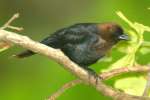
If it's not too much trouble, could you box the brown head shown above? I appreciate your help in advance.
[97,23,129,44]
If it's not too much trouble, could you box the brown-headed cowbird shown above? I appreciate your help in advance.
[15,23,129,74]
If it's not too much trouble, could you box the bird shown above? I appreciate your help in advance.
[15,23,129,76]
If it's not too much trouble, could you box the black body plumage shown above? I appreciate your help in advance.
[15,23,129,69]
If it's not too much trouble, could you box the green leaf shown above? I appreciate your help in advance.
[142,41,150,48]
[139,47,150,55]
[115,76,146,96]
[109,54,135,70]
[105,11,150,96]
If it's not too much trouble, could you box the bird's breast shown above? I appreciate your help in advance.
[61,42,104,66]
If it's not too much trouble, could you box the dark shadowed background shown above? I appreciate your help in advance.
[0,0,150,100]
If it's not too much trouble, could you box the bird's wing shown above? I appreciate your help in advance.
[41,28,93,48]
[40,28,66,48]
[62,31,88,44]
[41,23,98,48]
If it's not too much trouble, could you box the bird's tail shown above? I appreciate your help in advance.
[13,50,35,58]
[13,32,61,59]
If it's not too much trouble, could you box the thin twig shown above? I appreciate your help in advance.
[0,41,12,52]
[48,80,82,100]
[48,66,150,100]
[0,13,23,31]
[7,25,24,31]
[143,65,150,96]
[100,66,150,80]
[0,41,12,48]
[143,72,150,96]
[0,13,19,30]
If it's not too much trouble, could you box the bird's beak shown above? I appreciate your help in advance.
[118,34,129,41]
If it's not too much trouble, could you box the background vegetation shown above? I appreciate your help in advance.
[0,0,150,100]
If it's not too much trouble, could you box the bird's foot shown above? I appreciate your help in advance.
[84,68,101,85]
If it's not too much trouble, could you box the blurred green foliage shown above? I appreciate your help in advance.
[0,0,150,100]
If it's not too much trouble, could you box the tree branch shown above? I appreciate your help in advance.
[0,29,149,100]
[48,79,82,100]
[0,13,23,52]
[49,66,150,100]
[0,14,150,100]
[100,66,150,80]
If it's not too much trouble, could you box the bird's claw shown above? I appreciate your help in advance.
[85,68,101,85]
